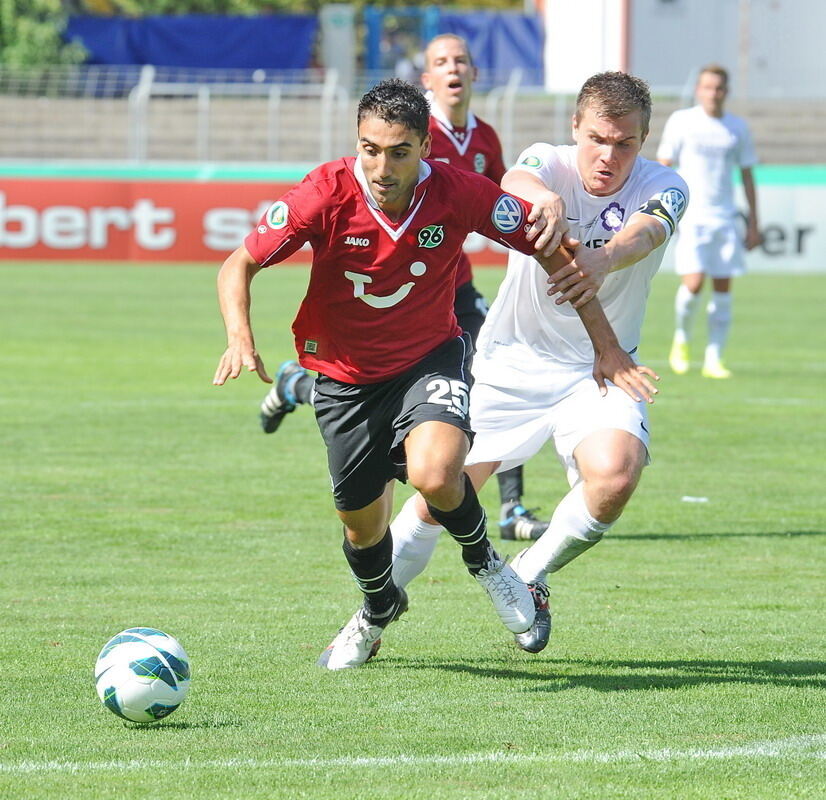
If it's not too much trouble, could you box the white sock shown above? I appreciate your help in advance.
[705,291,732,364]
[674,283,701,344]
[391,495,442,588]
[513,482,613,584]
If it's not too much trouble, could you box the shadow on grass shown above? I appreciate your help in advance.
[125,716,243,732]
[404,658,826,692]
[612,529,825,541]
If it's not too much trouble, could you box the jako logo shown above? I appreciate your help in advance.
[345,236,370,246]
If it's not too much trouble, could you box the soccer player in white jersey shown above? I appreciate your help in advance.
[658,64,760,379]
[385,71,688,654]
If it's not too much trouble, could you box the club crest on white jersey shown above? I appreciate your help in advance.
[600,202,625,232]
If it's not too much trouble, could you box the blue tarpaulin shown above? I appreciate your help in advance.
[439,12,543,85]
[65,15,317,70]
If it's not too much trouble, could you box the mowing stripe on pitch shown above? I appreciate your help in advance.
[1,734,824,774]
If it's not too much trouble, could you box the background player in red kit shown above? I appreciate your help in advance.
[421,33,548,541]
[213,79,646,670]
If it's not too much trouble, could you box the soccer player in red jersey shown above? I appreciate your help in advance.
[213,79,649,670]
[422,33,548,541]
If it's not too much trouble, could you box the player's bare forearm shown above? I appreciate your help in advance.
[501,168,550,203]
[213,247,272,385]
[741,168,761,250]
[602,215,666,272]
[547,216,666,308]
[741,168,759,225]
[575,295,618,355]
[576,297,660,404]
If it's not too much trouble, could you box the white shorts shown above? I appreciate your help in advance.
[674,219,745,278]
[465,360,651,488]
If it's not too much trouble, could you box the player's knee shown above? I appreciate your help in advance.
[407,458,463,506]
[601,470,638,507]
[584,462,641,518]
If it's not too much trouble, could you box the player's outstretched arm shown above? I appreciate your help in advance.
[547,215,667,308]
[535,250,658,402]
[213,246,272,386]
[575,297,660,404]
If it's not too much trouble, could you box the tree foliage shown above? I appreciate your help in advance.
[0,0,86,66]
[0,1,527,67]
[78,1,524,14]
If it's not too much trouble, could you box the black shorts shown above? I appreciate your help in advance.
[454,280,488,346]
[313,333,475,512]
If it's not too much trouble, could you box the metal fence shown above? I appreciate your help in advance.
[0,64,552,164]
[1,65,823,165]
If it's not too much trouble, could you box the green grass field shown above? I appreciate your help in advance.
[1,262,824,799]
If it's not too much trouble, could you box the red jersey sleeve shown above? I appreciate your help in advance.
[244,172,327,267]
[457,171,536,256]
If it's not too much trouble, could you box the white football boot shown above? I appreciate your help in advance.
[510,548,552,653]
[473,546,535,633]
[317,588,408,671]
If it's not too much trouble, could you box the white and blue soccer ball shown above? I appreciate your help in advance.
[94,627,191,723]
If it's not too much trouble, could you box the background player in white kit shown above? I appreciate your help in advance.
[385,71,688,655]
[658,64,760,379]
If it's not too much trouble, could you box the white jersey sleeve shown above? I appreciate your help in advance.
[656,110,683,164]
[509,142,577,195]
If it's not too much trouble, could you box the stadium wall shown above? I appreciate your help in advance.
[0,163,823,271]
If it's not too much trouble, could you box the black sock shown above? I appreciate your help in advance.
[497,465,524,506]
[342,529,398,624]
[294,373,314,405]
[426,474,492,573]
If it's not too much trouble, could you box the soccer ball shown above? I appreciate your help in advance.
[94,627,191,723]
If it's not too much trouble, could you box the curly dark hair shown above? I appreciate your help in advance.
[357,78,430,142]
[575,71,652,137]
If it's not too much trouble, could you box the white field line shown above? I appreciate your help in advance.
[1,734,824,775]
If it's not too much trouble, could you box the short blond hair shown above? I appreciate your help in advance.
[698,64,729,87]
[424,34,474,69]
[575,71,652,137]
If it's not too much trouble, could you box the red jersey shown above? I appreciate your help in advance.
[244,157,537,384]
[427,106,507,286]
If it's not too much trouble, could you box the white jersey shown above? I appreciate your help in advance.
[475,144,688,371]
[656,105,757,223]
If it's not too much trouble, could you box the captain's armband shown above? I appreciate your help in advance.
[635,187,688,237]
